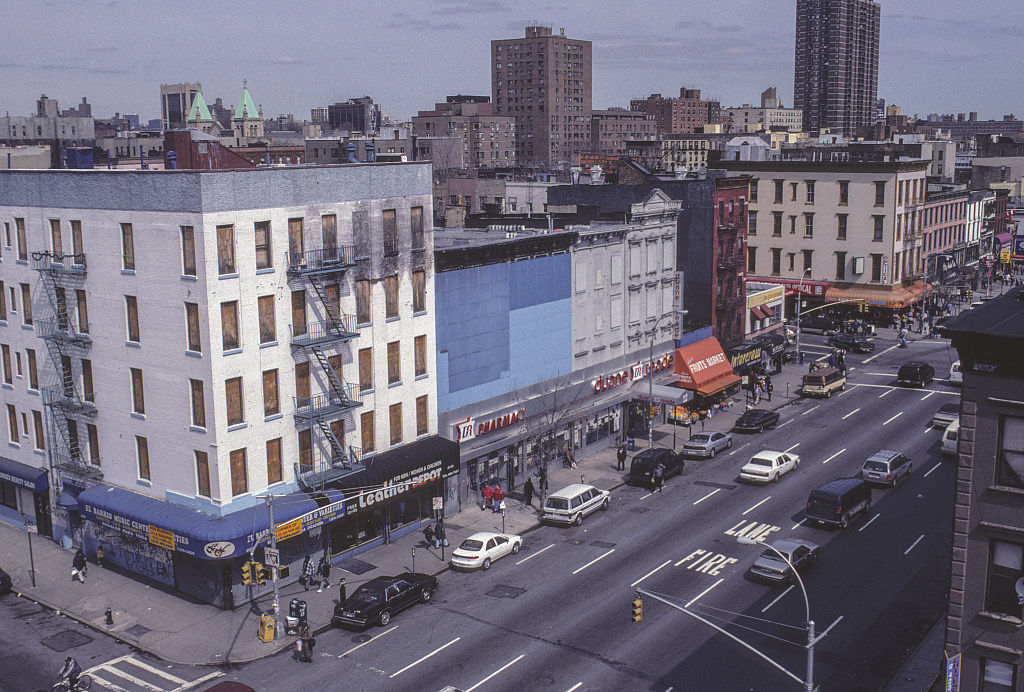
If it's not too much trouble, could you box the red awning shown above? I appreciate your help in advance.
[762,304,775,317]
[675,337,737,391]
[750,307,766,320]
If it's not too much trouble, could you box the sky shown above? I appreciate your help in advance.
[2,0,1022,125]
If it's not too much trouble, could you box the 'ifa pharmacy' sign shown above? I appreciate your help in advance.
[454,409,526,443]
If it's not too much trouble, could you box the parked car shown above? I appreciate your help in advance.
[897,361,935,387]
[941,420,959,456]
[799,316,840,335]
[948,360,962,385]
[931,402,959,428]
[681,431,734,459]
[860,449,912,487]
[333,573,438,628]
[450,532,522,571]
[828,333,875,353]
[733,408,781,433]
[629,448,683,485]
[747,539,820,585]
[542,484,610,526]
[739,450,800,484]
[0,566,11,594]
[805,478,871,529]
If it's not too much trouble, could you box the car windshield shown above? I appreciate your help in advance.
[459,539,484,551]
[546,497,568,511]
[749,457,773,467]
[864,460,887,472]
[938,404,958,414]
[691,434,711,443]
[349,586,382,607]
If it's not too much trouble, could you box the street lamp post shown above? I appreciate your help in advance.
[795,268,812,365]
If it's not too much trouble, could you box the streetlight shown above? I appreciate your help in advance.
[638,311,686,450]
[795,268,812,366]
[737,536,815,692]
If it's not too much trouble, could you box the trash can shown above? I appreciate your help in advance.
[258,614,275,642]
[286,598,307,635]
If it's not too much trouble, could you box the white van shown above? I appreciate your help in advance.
[941,420,959,456]
[542,484,610,526]
[949,360,962,385]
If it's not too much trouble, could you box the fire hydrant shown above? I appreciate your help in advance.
[105,608,114,625]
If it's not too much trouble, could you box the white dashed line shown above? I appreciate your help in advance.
[572,549,615,575]
[858,513,880,532]
[631,560,673,588]
[785,443,800,453]
[761,584,795,613]
[879,388,894,397]
[883,412,903,425]
[905,535,925,555]
[791,518,806,530]
[921,391,936,400]
[685,578,724,608]
[822,448,846,464]
[743,496,772,515]
[693,488,721,505]
[842,408,860,420]
[924,462,942,478]
[337,626,399,658]
[515,543,555,565]
[465,654,525,692]
[390,637,461,678]
[802,405,820,416]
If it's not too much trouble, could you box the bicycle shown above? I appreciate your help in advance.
[52,674,92,691]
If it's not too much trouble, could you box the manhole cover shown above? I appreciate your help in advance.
[337,558,376,575]
[485,584,526,599]
[41,629,92,652]
[352,633,372,643]
[630,506,651,514]
[534,675,555,686]
[124,624,151,637]
[565,538,586,545]
[590,541,615,549]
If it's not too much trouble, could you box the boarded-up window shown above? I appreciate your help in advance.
[416,395,428,436]
[87,423,100,465]
[190,379,205,428]
[55,287,68,328]
[217,225,236,274]
[387,341,401,384]
[181,226,196,276]
[186,302,201,352]
[68,419,80,459]
[50,219,63,257]
[412,270,426,313]
[355,280,371,324]
[291,290,306,337]
[76,289,88,333]
[1,345,10,384]
[358,348,373,391]
[263,369,279,416]
[225,377,244,426]
[27,349,38,390]
[410,207,424,250]
[130,368,145,414]
[414,335,427,377]
[298,428,312,472]
[21,284,32,325]
[81,358,92,402]
[389,403,402,446]
[125,295,139,341]
[325,283,340,321]
[61,355,73,396]
[230,448,248,496]
[258,295,276,343]
[382,209,398,255]
[266,438,282,484]
[71,220,83,258]
[136,435,150,480]
[195,451,211,497]
[353,210,370,258]
[0,281,5,320]
[329,420,345,457]
[384,275,398,318]
[121,223,135,270]
[322,214,337,261]
[16,218,27,260]
[33,410,45,450]
[361,411,375,452]
[295,361,310,403]
[7,404,17,442]
[288,218,304,264]
[327,354,342,386]
[254,221,272,270]
[221,301,239,351]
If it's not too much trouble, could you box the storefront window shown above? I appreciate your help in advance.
[0,479,17,510]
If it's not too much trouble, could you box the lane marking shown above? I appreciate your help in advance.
[338,625,398,658]
[693,488,721,505]
[822,448,846,465]
[905,535,925,555]
[95,667,166,692]
[81,675,132,692]
[924,462,942,478]
[631,560,673,587]
[640,492,654,501]
[389,636,461,678]
[801,405,820,416]
[180,672,225,690]
[784,443,800,453]
[761,584,795,613]
[778,419,793,428]
[923,426,934,434]
[566,685,584,692]
[858,513,880,532]
[842,408,860,420]
[921,391,936,400]
[791,518,806,530]
[879,388,894,398]
[121,657,188,683]
[685,578,724,607]
[572,548,615,575]
[742,497,772,515]
[465,654,525,692]
[883,412,903,425]
[515,543,555,565]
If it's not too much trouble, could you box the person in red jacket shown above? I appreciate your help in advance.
[481,484,493,511]
[491,485,505,513]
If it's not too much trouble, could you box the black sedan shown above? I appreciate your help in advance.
[333,572,437,628]
[828,333,875,353]
[733,408,780,433]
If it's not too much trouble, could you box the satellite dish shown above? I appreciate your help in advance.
[1016,577,1024,606]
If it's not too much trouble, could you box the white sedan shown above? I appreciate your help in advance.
[739,450,800,484]
[449,531,522,570]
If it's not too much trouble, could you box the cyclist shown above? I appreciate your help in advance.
[58,657,81,688]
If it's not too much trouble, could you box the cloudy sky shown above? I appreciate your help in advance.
[3,0,1021,124]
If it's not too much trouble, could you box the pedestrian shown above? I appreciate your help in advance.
[95,544,104,568]
[297,624,315,663]
[300,554,314,591]
[423,523,434,547]
[317,555,331,593]
[492,485,505,513]
[72,548,87,583]
[616,444,627,471]
[434,520,448,547]
[538,465,548,495]
[523,477,535,506]
[766,376,773,402]
[653,463,665,492]
[481,484,493,511]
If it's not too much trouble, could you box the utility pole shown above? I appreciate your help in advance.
[267,494,281,640]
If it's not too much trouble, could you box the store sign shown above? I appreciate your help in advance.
[454,409,526,442]
[593,353,674,393]
[203,541,236,559]
[730,344,763,369]
[346,457,456,513]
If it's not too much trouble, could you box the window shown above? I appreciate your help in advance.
[384,275,399,318]
[416,395,428,436]
[295,361,310,406]
[414,335,427,377]
[20,284,32,325]
[987,538,1024,614]
[412,270,426,313]
[382,209,398,256]
[773,179,783,204]
[76,290,88,333]
[217,225,236,275]
[221,301,239,351]
[835,252,846,280]
[27,349,38,390]
[136,436,150,480]
[981,658,1016,692]
[790,182,798,201]
[61,356,73,397]
[1,344,10,384]
[748,211,757,235]
[81,358,93,402]
[387,341,401,384]
[873,216,884,241]
[225,377,244,426]
[789,216,797,235]
[352,210,370,259]
[321,214,337,261]
[838,181,849,205]
[805,181,815,204]
[181,226,196,276]
[329,420,345,459]
[411,207,425,249]
[874,181,885,206]
[190,379,206,428]
[296,428,312,472]
[804,213,813,237]
[997,415,1024,489]
[230,448,248,496]
[195,451,211,497]
[749,180,758,202]
[125,295,139,342]
[33,410,45,450]
[16,218,27,261]
[747,246,757,273]
[258,295,276,344]
[0,281,5,320]
[355,280,371,324]
[772,212,782,236]
[291,290,306,337]
[6,404,17,442]
[288,218,304,265]
[359,348,373,391]
[67,419,80,460]
[130,368,145,414]
[771,248,781,275]
[121,223,135,270]
[55,287,69,329]
[837,214,848,240]
[185,302,201,353]
[389,403,402,446]
[50,219,63,257]
[871,254,883,282]
[361,411,375,453]
[87,423,99,464]
[254,221,272,270]
[324,283,340,321]
[266,438,282,485]
[263,369,279,416]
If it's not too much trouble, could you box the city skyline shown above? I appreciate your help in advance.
[2,0,1022,125]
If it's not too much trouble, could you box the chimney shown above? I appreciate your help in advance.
[346,141,357,163]
[366,140,376,163]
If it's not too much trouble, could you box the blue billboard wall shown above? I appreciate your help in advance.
[436,253,572,412]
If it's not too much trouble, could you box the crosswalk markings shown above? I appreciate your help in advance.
[84,654,223,692]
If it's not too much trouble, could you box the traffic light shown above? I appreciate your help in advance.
[631,596,643,623]
[253,562,267,585]
[965,288,973,301]
[241,561,253,586]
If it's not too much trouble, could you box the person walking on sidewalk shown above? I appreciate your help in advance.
[481,484,493,511]
[300,554,314,591]
[95,544,105,568]
[297,624,315,663]
[491,485,505,513]
[616,444,627,471]
[72,549,87,583]
[523,477,535,507]
[435,520,448,547]
[653,463,665,492]
[317,555,331,593]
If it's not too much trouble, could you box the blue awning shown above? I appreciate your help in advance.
[0,456,48,492]
[77,485,345,560]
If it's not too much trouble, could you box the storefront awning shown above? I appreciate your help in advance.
[906,281,934,299]
[750,307,766,320]
[675,337,740,394]
[757,331,787,355]
[824,285,917,309]
[630,380,693,406]
[695,372,742,397]
[0,456,48,492]
[762,304,775,317]
[996,232,1013,246]
[334,436,460,497]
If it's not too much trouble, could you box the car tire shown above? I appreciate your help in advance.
[710,447,716,458]
[512,542,521,555]
[573,513,583,526]
[826,390,831,398]
[772,473,779,483]
[758,424,764,433]
[839,515,849,529]
[601,498,609,511]
[482,558,491,570]
[840,383,845,391]
[727,439,733,449]
[421,587,433,603]
[379,610,392,626]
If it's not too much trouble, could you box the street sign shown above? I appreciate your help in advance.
[264,548,280,567]
[26,524,37,534]
[432,497,444,511]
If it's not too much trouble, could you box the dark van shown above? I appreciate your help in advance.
[629,448,683,486]
[897,361,935,387]
[805,478,871,529]
[799,317,840,335]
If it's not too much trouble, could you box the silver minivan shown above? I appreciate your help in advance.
[861,449,912,487]
[542,484,610,526]
[941,420,959,456]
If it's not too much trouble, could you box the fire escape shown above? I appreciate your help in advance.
[30,251,100,483]
[286,245,362,492]
[715,215,746,349]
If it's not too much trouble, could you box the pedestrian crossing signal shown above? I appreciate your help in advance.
[254,562,267,585]
[631,597,643,623]
[241,561,253,586]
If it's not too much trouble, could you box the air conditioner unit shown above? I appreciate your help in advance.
[853,256,865,275]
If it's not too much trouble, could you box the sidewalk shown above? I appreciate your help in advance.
[0,326,934,667]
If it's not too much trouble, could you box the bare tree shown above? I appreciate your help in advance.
[512,373,590,495]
